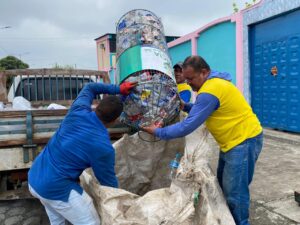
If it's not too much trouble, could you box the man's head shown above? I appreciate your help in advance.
[95,96,123,127]
[173,62,185,84]
[182,56,210,92]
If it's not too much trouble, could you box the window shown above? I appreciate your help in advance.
[15,76,93,101]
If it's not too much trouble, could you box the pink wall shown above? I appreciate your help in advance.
[231,13,244,93]
[167,1,264,92]
[167,16,233,58]
[167,15,244,91]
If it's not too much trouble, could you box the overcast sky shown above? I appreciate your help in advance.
[0,0,250,70]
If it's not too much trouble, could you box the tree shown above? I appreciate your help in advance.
[0,55,29,70]
[0,56,29,90]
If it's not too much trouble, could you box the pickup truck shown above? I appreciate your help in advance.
[0,68,130,200]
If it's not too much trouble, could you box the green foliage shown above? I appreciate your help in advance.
[245,2,252,8]
[52,63,76,70]
[233,0,257,12]
[233,3,239,13]
[0,56,29,90]
[0,55,29,70]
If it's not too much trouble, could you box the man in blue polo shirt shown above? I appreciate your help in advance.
[28,81,135,225]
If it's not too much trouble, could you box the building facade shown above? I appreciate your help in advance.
[167,0,300,133]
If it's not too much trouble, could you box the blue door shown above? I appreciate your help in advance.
[250,8,300,133]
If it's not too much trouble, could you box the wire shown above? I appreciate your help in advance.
[138,131,161,142]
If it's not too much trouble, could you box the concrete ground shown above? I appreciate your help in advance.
[207,128,300,225]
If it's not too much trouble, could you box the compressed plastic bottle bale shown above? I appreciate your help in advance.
[116,9,166,58]
[120,70,180,128]
[116,9,180,129]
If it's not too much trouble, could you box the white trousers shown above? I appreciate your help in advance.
[29,185,100,225]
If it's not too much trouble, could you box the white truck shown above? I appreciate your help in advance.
[0,68,130,200]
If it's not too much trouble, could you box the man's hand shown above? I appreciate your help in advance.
[120,82,138,95]
[141,122,162,135]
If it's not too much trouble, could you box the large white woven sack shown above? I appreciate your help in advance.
[80,125,235,225]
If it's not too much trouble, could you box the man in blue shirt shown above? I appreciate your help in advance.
[28,81,136,225]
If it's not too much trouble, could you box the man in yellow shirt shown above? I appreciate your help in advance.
[143,56,263,225]
[173,62,192,103]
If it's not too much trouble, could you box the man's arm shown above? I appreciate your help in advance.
[155,93,220,139]
[90,142,118,188]
[70,83,120,112]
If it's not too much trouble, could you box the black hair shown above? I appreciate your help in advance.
[95,95,123,123]
[182,56,210,72]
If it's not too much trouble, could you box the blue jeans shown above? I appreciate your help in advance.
[217,133,263,225]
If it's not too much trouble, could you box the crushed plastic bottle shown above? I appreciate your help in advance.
[169,153,182,180]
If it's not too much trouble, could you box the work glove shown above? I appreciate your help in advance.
[120,81,137,95]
